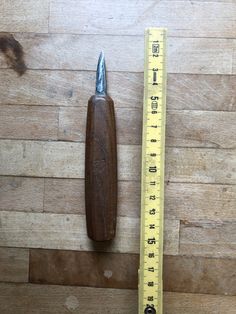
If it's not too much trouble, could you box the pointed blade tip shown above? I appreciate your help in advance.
[96,51,107,94]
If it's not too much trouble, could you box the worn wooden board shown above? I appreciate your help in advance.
[0,34,235,74]
[0,0,49,33]
[165,147,236,184]
[0,70,236,111]
[180,220,236,258]
[0,176,44,212]
[164,255,236,295]
[1,140,236,184]
[0,140,139,180]
[49,0,236,38]
[0,248,29,283]
[42,180,236,220]
[166,110,236,149]
[0,0,236,311]
[0,105,59,140]
[164,292,236,314]
[29,249,139,289]
[0,283,236,314]
[44,178,141,217]
[0,211,179,255]
[59,108,236,148]
[2,105,236,148]
[0,283,138,314]
[165,182,236,220]
[29,249,236,296]
[2,176,235,220]
[167,74,236,111]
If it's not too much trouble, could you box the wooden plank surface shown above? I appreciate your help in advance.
[59,107,236,148]
[49,0,236,38]
[29,249,139,289]
[164,292,236,314]
[29,249,236,295]
[166,110,236,149]
[0,140,140,180]
[0,70,236,111]
[0,0,49,33]
[0,0,236,311]
[2,105,236,148]
[165,182,236,220]
[165,147,236,184]
[0,105,59,140]
[0,176,44,212]
[1,140,236,184]
[180,220,236,258]
[0,283,138,314]
[1,209,235,258]
[164,255,236,295]
[0,248,29,283]
[0,211,179,255]
[0,34,235,74]
[167,74,236,111]
[2,176,235,220]
[59,108,236,147]
[0,283,236,314]
[42,180,236,220]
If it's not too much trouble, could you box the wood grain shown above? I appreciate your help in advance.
[2,176,235,221]
[44,180,236,220]
[49,0,236,38]
[0,140,140,180]
[165,147,236,184]
[0,211,179,255]
[0,105,59,140]
[29,249,139,289]
[0,283,138,314]
[43,178,85,214]
[0,176,44,212]
[1,140,236,184]
[44,178,141,217]
[164,255,236,295]
[165,182,236,220]
[164,292,236,314]
[166,110,236,149]
[0,283,236,314]
[0,248,29,283]
[29,249,236,295]
[0,0,49,33]
[0,70,235,111]
[59,106,142,145]
[85,95,117,241]
[2,105,236,148]
[0,70,142,108]
[0,0,235,311]
[180,220,236,258]
[60,107,236,147]
[167,74,236,111]
[0,34,234,74]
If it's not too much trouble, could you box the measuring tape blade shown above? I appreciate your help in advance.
[139,28,167,314]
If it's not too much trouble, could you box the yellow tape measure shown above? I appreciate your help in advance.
[139,28,167,314]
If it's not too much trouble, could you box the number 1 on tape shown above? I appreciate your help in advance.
[138,28,167,314]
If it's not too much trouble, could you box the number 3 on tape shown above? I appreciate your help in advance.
[138,28,167,314]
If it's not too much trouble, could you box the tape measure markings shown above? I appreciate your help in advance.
[139,28,167,314]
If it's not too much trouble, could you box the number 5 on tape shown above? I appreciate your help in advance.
[138,28,167,314]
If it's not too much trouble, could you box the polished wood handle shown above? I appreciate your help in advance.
[85,94,117,241]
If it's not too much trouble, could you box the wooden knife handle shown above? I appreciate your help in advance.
[85,94,117,241]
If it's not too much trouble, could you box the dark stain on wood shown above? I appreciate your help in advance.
[29,249,139,289]
[29,250,236,296]
[0,33,26,75]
